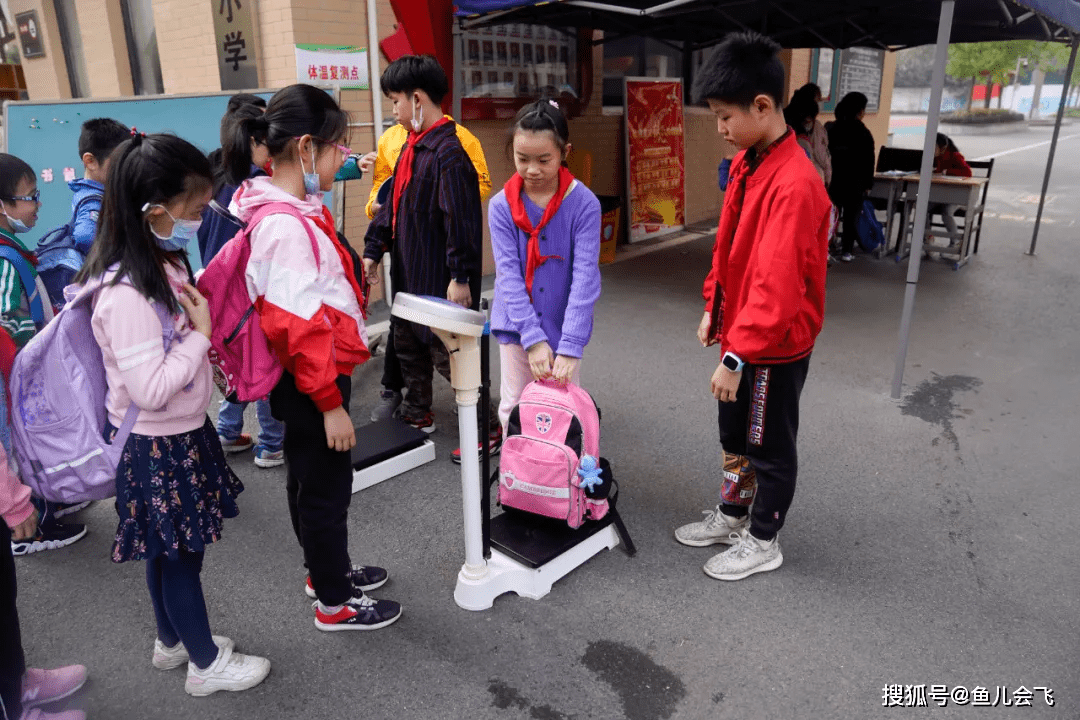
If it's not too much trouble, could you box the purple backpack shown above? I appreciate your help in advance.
[498,380,609,528]
[8,277,174,503]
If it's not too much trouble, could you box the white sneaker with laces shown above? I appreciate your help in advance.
[703,530,783,581]
[153,635,234,670]
[674,505,749,547]
[184,644,270,696]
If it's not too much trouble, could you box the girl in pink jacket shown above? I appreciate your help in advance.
[73,132,269,697]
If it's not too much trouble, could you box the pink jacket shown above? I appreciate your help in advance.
[91,262,213,436]
[0,443,32,529]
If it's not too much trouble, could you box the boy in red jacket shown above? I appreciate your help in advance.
[675,32,831,581]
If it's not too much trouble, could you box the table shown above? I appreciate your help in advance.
[870,173,989,269]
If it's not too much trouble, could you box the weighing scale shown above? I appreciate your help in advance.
[390,293,633,611]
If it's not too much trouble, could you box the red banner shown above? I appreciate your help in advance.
[625,79,685,242]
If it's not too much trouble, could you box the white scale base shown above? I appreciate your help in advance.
[453,524,622,611]
[351,440,436,493]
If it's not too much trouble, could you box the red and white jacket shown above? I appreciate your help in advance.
[231,177,369,412]
[703,133,831,365]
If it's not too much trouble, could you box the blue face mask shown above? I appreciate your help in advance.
[300,145,321,196]
[145,204,201,252]
[1,202,30,234]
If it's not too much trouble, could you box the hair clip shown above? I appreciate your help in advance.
[130,126,146,139]
[548,99,559,109]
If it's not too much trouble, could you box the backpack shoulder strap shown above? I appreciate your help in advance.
[0,245,45,327]
[71,192,101,221]
[244,202,321,266]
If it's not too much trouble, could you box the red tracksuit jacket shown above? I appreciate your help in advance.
[702,132,831,365]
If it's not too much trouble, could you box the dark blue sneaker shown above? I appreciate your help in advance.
[306,565,388,598]
[313,592,401,632]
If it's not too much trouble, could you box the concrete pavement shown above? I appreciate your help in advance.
[13,124,1079,719]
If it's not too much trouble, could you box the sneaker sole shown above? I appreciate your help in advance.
[674,533,742,548]
[12,526,89,556]
[20,674,88,710]
[314,610,401,632]
[304,575,388,599]
[222,445,254,454]
[703,551,784,581]
[52,501,92,518]
[185,664,271,697]
[253,457,285,469]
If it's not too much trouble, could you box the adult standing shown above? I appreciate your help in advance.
[825,92,875,262]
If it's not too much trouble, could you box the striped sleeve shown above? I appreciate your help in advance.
[0,259,36,347]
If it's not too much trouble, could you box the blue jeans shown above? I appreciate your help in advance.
[216,398,284,452]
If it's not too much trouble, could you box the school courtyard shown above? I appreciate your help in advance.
[14,122,1078,718]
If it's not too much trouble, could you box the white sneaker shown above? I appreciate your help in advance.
[184,645,270,696]
[703,530,783,581]
[674,505,749,547]
[152,635,234,670]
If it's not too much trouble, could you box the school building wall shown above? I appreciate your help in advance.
[5,5,892,293]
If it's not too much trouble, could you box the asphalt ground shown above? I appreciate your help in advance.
[14,121,1079,719]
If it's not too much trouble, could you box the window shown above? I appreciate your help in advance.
[52,0,89,97]
[121,0,164,95]
[603,37,684,107]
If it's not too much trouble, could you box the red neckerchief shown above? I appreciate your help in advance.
[392,116,452,234]
[504,166,575,300]
[309,206,367,319]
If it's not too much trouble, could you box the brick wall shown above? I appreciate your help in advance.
[152,0,220,93]
[77,0,133,97]
[8,0,72,99]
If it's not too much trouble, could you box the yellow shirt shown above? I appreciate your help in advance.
[365,116,491,219]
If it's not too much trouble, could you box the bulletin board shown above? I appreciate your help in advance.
[2,90,274,262]
[810,47,885,113]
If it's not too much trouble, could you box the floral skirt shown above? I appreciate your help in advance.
[107,417,244,563]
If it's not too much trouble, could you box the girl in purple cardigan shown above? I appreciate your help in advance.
[489,99,602,429]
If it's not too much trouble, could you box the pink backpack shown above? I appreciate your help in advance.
[196,202,319,403]
[498,380,609,528]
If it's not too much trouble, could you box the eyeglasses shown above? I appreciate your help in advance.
[4,192,40,204]
[294,137,352,164]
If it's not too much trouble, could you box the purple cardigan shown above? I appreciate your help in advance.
[489,181,601,358]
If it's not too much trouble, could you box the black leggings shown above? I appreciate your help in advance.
[0,523,24,720]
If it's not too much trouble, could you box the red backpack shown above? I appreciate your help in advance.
[196,202,319,403]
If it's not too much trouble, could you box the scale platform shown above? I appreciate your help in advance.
[351,419,435,493]
[489,509,620,568]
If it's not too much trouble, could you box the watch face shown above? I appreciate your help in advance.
[722,355,739,371]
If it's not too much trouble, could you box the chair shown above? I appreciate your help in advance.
[925,158,993,253]
[875,147,922,173]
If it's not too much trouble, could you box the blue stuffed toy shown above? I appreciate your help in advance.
[577,455,602,493]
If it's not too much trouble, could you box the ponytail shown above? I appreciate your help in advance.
[222,84,348,180]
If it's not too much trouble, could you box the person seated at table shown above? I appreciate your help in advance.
[927,133,972,248]
[825,92,875,262]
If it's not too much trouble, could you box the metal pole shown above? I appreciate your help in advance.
[452,20,463,122]
[1027,35,1079,256]
[890,0,955,400]
[366,0,383,143]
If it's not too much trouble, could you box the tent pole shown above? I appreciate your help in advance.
[890,0,955,400]
[452,20,463,121]
[1027,35,1079,256]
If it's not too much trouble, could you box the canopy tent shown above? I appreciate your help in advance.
[453,0,1079,397]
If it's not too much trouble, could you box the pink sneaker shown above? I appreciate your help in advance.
[19,709,86,720]
[21,665,87,710]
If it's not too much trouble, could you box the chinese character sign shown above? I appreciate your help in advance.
[211,0,258,90]
[295,45,369,90]
[625,79,686,242]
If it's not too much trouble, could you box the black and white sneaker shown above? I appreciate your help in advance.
[313,592,402,632]
[305,565,389,598]
[51,501,92,519]
[11,523,88,556]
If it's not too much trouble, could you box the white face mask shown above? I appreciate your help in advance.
[0,201,29,234]
[144,203,201,252]
[299,143,321,196]
[410,95,424,133]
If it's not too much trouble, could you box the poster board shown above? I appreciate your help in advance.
[624,78,685,243]
[3,91,274,266]
[812,47,885,113]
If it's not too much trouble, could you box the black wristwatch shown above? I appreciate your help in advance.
[721,351,745,373]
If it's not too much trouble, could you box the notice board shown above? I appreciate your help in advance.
[813,47,885,113]
[3,91,274,266]
[624,78,685,242]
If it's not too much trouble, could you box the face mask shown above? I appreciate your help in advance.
[299,144,321,196]
[0,202,29,234]
[410,96,424,133]
[145,204,201,252]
